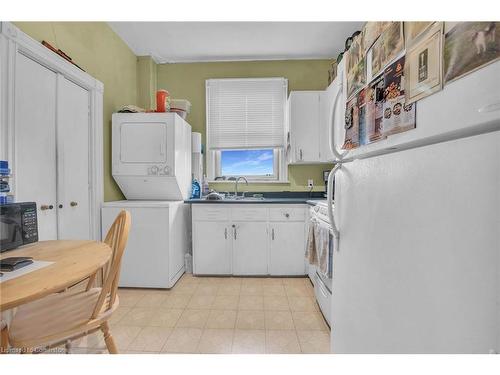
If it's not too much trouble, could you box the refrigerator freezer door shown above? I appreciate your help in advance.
[332,131,500,353]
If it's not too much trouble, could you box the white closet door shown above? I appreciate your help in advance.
[15,53,58,240]
[56,76,91,239]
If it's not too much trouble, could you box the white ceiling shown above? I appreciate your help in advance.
[108,22,364,63]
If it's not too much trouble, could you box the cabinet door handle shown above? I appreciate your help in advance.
[271,228,275,240]
[70,201,78,207]
[40,204,53,210]
[232,225,237,240]
[300,149,303,160]
[224,227,228,239]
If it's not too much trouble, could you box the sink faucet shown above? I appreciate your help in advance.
[234,176,248,197]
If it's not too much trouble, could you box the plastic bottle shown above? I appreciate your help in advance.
[191,176,201,199]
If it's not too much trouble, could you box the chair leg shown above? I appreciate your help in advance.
[65,339,72,354]
[100,322,118,354]
[1,324,8,354]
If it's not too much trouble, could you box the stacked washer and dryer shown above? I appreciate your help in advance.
[101,113,193,288]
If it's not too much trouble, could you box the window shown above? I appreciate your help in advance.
[206,78,288,182]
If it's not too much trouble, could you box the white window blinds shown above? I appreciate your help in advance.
[206,78,288,150]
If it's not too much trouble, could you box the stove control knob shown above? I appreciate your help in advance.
[149,166,159,175]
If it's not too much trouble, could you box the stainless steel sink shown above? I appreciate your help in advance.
[224,195,265,201]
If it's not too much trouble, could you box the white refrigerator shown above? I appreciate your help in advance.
[327,60,500,353]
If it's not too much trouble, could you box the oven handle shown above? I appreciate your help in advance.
[327,164,341,238]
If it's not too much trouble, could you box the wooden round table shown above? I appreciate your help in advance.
[0,240,112,312]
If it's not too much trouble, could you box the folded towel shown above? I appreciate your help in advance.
[313,219,331,276]
[305,220,316,265]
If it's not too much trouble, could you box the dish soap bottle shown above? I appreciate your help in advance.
[202,174,210,197]
[191,175,201,199]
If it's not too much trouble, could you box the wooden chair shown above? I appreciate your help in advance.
[1,319,8,354]
[6,210,131,354]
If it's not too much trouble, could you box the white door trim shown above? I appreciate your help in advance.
[0,22,104,240]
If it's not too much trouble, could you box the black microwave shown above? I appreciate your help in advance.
[0,202,38,252]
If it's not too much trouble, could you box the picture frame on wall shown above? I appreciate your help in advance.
[405,22,444,104]
[443,22,500,84]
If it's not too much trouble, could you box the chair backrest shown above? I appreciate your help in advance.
[91,210,131,319]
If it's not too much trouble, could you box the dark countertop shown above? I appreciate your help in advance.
[185,198,324,204]
[185,191,326,205]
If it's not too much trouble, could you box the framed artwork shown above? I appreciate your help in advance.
[444,22,500,84]
[404,22,434,47]
[405,22,443,104]
[371,22,404,78]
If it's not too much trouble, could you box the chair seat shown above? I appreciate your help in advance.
[9,288,104,348]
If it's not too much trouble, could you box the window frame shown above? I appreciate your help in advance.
[205,77,289,183]
[212,148,284,182]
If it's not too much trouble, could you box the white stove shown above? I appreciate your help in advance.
[307,200,334,326]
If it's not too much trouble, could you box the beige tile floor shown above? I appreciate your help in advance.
[74,274,330,354]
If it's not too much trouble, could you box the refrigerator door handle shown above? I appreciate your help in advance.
[329,82,349,162]
[327,164,341,238]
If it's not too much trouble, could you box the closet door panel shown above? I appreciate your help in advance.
[57,76,91,239]
[14,53,58,240]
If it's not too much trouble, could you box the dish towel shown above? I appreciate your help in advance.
[305,220,317,265]
[313,219,331,276]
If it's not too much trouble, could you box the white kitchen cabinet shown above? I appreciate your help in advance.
[193,221,232,275]
[1,23,104,241]
[14,54,91,240]
[14,53,58,240]
[269,222,306,275]
[232,221,268,275]
[288,91,321,163]
[288,90,335,164]
[192,204,307,276]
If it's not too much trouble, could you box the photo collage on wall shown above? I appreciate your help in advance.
[341,21,500,150]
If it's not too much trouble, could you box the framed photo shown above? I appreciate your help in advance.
[444,22,500,84]
[371,22,404,78]
[405,22,443,104]
[404,22,435,47]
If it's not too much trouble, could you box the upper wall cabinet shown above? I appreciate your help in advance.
[287,91,332,164]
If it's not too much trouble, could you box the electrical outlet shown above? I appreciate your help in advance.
[307,179,314,189]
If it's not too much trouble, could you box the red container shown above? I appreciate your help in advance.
[156,90,170,112]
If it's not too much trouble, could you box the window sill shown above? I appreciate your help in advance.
[208,180,291,184]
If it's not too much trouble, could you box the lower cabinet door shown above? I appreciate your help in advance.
[269,222,306,275]
[232,221,268,275]
[193,221,231,275]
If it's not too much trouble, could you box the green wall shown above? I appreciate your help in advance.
[157,60,334,192]
[14,22,136,201]
[14,22,333,199]
[137,56,157,110]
